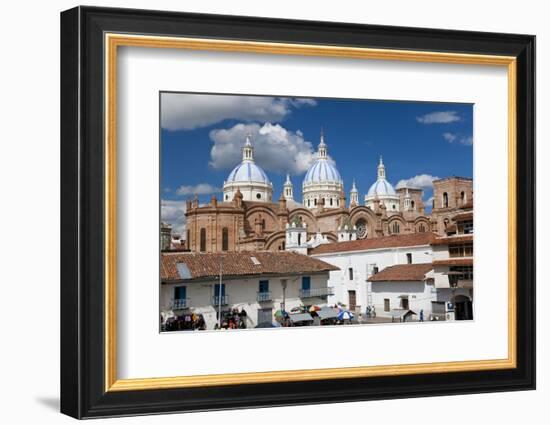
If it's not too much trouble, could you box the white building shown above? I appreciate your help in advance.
[367,263,437,320]
[223,134,273,203]
[160,251,338,330]
[431,214,474,320]
[310,233,434,316]
[364,156,400,212]
[302,130,345,209]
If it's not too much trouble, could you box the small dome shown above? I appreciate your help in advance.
[367,179,396,196]
[303,159,342,184]
[227,162,270,184]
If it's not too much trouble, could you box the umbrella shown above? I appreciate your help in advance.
[309,305,321,312]
[274,309,288,318]
[337,310,354,321]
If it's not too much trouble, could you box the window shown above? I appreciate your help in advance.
[373,266,379,274]
[411,200,415,210]
[259,280,269,293]
[225,194,229,200]
[298,233,302,245]
[348,267,354,280]
[186,229,190,246]
[330,198,333,206]
[256,193,261,199]
[221,227,229,251]
[400,297,409,310]
[314,198,317,206]
[406,253,412,264]
[307,199,310,207]
[301,276,311,290]
[174,286,186,300]
[448,266,473,286]
[337,199,340,206]
[443,192,449,208]
[391,222,400,234]
[199,228,206,252]
[461,191,466,205]
[418,224,426,233]
[213,283,226,304]
[384,298,390,312]
[449,243,473,258]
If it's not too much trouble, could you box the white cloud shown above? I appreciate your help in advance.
[396,174,439,190]
[209,122,329,175]
[175,183,221,196]
[161,199,187,235]
[161,93,317,130]
[417,111,461,124]
[443,132,473,146]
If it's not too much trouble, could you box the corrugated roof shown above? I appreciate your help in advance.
[310,232,435,255]
[368,263,433,282]
[161,251,339,282]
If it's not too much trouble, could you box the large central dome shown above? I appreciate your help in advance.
[302,131,344,209]
[223,135,273,203]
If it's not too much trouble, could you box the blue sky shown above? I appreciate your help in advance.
[160,92,473,234]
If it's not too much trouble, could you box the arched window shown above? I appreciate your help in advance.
[418,224,426,233]
[200,228,206,252]
[330,198,333,206]
[391,222,400,234]
[337,198,340,206]
[411,200,415,210]
[443,192,449,208]
[314,198,317,206]
[221,227,228,251]
[461,191,466,205]
[298,233,302,245]
[186,229,190,246]
[307,199,310,207]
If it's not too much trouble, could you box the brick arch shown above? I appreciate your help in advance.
[388,216,407,234]
[349,207,378,239]
[244,205,279,233]
[264,230,287,251]
[288,208,319,231]
[413,216,431,233]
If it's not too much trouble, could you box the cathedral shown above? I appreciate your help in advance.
[184,131,473,253]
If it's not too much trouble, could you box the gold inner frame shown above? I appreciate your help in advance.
[104,33,517,392]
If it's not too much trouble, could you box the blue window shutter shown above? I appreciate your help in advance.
[174,286,186,300]
[259,280,269,293]
[301,276,311,290]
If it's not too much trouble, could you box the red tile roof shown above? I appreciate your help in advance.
[368,263,433,282]
[432,258,473,266]
[431,234,473,246]
[161,251,339,282]
[309,232,436,255]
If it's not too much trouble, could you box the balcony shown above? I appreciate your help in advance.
[212,295,228,305]
[299,287,334,298]
[171,298,189,310]
[257,291,272,302]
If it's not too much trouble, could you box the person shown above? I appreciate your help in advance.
[419,309,424,322]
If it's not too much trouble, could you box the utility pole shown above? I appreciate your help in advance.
[217,255,223,329]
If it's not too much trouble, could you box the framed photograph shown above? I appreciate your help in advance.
[60,6,535,419]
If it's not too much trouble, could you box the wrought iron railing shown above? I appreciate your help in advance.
[299,287,334,298]
[171,298,189,309]
[257,291,272,302]
[212,295,228,305]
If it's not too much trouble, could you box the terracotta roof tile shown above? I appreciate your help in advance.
[309,232,435,255]
[368,263,433,282]
[161,251,339,282]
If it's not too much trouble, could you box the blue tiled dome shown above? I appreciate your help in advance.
[303,159,342,184]
[227,162,270,184]
[367,179,396,196]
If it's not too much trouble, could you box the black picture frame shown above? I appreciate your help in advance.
[61,6,535,419]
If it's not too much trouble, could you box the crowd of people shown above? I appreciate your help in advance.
[162,313,206,331]
[214,308,248,330]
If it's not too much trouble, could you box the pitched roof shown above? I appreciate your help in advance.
[161,251,339,282]
[432,258,473,266]
[431,234,473,246]
[368,263,433,282]
[309,232,435,255]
